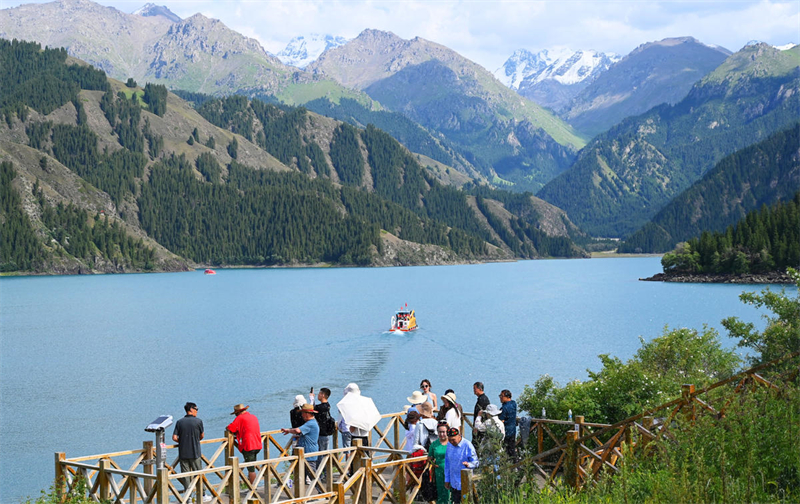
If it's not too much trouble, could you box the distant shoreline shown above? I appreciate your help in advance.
[640,271,794,284]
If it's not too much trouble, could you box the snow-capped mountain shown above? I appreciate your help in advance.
[775,42,797,51]
[494,47,620,111]
[494,48,620,90]
[277,34,349,68]
[132,3,181,23]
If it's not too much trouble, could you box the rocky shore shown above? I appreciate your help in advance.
[641,271,794,284]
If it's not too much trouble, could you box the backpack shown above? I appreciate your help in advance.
[420,420,438,449]
[409,449,427,477]
[316,405,336,436]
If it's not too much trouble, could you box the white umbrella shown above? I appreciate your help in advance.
[337,392,381,431]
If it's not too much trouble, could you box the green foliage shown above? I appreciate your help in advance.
[195,152,222,183]
[49,123,145,204]
[660,193,800,275]
[138,156,380,265]
[485,385,800,503]
[520,326,740,425]
[143,83,167,116]
[0,39,107,124]
[39,198,155,270]
[539,64,800,237]
[330,123,364,185]
[125,77,137,88]
[100,89,144,152]
[305,97,459,167]
[205,135,216,149]
[227,137,238,159]
[142,119,163,159]
[722,268,800,369]
[621,124,800,253]
[0,161,45,271]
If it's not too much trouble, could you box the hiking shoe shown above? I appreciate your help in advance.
[202,495,212,502]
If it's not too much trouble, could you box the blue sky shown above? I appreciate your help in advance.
[3,0,799,69]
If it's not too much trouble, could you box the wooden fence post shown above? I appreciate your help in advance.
[565,430,579,489]
[537,421,543,455]
[143,441,154,497]
[156,467,169,504]
[226,431,236,461]
[335,482,345,504]
[682,384,696,422]
[326,450,334,493]
[394,460,407,504]
[363,456,373,504]
[98,458,110,502]
[461,469,473,504]
[54,452,66,502]
[293,447,305,499]
[228,456,240,504]
[393,416,400,455]
[575,415,585,437]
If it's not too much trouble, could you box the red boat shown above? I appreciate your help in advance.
[204,269,216,275]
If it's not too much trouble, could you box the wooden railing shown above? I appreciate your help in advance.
[55,352,798,502]
[55,411,424,504]
[481,350,800,493]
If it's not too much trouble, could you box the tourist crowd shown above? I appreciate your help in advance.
[171,380,519,504]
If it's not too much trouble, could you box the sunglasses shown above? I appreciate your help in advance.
[421,385,430,388]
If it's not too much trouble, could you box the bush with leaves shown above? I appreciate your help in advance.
[723,267,800,370]
[520,326,741,426]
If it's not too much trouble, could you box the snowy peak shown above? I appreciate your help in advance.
[774,42,797,51]
[494,47,620,89]
[132,3,181,23]
[277,34,349,68]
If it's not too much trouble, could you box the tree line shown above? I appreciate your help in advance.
[661,192,800,275]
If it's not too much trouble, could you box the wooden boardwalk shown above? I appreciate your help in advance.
[55,352,799,503]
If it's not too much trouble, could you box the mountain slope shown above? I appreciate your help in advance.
[619,123,800,253]
[277,34,349,68]
[0,0,363,103]
[0,40,586,273]
[563,37,731,137]
[495,48,620,111]
[537,43,800,238]
[307,29,586,192]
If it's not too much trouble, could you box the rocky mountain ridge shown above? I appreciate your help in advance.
[277,33,349,68]
[494,47,620,111]
[561,37,732,137]
[537,43,800,238]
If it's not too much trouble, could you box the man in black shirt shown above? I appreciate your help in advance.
[472,382,490,445]
[172,402,208,499]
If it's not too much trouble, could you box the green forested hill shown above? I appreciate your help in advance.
[620,124,800,253]
[660,192,800,275]
[0,39,586,274]
[537,44,800,238]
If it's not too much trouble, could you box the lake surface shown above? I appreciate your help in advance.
[0,257,788,502]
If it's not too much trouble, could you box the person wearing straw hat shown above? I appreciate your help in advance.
[226,404,262,486]
[439,392,462,429]
[282,404,320,474]
[407,390,428,414]
[473,404,505,441]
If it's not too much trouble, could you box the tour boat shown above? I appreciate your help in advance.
[204,269,216,275]
[391,305,418,332]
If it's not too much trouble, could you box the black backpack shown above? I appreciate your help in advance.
[420,421,438,449]
[316,405,336,436]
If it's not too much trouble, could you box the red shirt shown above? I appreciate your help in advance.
[227,412,262,452]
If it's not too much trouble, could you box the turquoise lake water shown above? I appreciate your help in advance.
[0,257,788,502]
